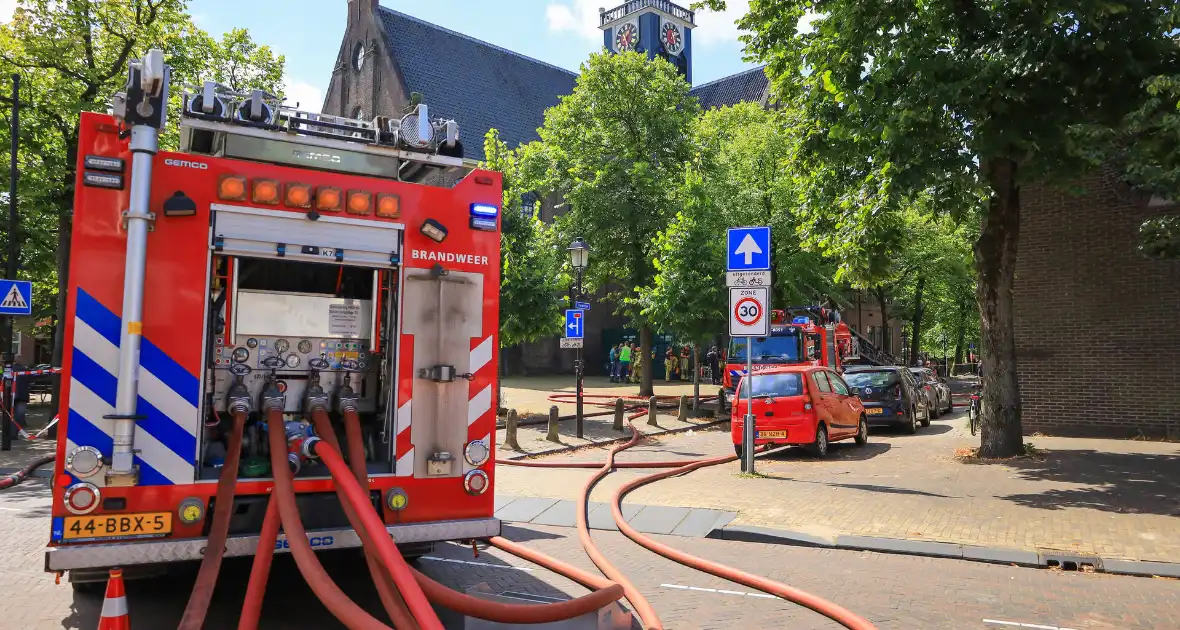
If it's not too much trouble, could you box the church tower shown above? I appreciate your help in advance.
[599,1,695,84]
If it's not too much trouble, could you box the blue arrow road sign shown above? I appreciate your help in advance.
[727,226,771,271]
[575,301,591,310]
[565,309,585,339]
[0,280,32,316]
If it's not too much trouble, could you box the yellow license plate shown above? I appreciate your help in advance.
[63,512,172,541]
[865,407,884,415]
[758,431,787,438]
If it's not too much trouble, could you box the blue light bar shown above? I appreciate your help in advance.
[792,316,810,324]
[470,216,498,231]
[471,203,499,218]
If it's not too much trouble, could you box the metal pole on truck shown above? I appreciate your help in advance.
[743,336,754,474]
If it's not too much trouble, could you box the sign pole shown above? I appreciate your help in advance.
[575,270,584,439]
[744,336,755,473]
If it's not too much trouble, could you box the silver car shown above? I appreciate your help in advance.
[908,368,953,418]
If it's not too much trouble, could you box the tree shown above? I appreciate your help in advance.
[528,51,700,396]
[719,0,1179,456]
[481,130,564,407]
[0,1,283,408]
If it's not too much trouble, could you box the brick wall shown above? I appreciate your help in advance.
[1016,168,1180,438]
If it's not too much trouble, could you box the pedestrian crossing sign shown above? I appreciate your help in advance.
[0,280,32,315]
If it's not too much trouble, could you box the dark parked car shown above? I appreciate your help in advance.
[909,367,952,418]
[843,366,930,434]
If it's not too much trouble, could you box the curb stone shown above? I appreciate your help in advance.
[712,523,1178,578]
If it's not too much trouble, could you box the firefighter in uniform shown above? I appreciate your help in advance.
[664,347,677,382]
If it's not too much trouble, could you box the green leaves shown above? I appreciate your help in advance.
[1140,215,1180,260]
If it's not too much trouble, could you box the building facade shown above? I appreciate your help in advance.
[1015,170,1180,438]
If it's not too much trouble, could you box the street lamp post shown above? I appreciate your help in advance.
[568,237,589,438]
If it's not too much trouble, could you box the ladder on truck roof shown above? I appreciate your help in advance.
[176,81,468,184]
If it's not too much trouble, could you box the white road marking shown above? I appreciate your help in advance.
[660,583,777,599]
[984,619,1078,630]
[420,556,534,572]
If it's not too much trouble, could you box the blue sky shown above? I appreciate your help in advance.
[183,0,758,112]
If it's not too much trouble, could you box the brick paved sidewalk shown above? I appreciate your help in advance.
[495,412,1180,565]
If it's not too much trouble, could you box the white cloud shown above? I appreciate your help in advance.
[545,0,602,41]
[0,0,16,23]
[283,77,323,113]
[693,0,749,45]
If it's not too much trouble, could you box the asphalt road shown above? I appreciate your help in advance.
[1,480,1176,630]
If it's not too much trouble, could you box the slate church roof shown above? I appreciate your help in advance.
[376,7,578,162]
[690,66,770,110]
[372,7,768,162]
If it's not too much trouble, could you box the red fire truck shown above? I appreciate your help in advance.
[722,306,893,406]
[46,50,502,588]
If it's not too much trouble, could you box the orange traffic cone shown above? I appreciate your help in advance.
[97,568,129,630]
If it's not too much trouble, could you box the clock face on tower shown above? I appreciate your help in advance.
[614,22,639,52]
[660,22,683,55]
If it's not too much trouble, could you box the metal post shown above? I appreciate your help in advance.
[575,268,584,439]
[743,336,755,474]
[5,74,17,366]
[2,75,18,453]
[109,124,158,479]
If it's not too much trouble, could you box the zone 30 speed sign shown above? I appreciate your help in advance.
[729,286,770,337]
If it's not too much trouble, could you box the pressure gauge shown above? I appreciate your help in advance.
[274,338,290,354]
[298,339,312,354]
[285,354,301,369]
[231,347,250,363]
[246,338,259,348]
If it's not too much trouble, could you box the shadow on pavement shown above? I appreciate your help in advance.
[991,449,1180,516]
[760,441,892,462]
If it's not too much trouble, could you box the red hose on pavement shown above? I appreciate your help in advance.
[317,408,418,629]
[575,406,665,630]
[312,439,627,624]
[608,424,877,630]
[0,453,54,490]
[238,498,280,630]
[266,408,444,630]
[501,391,878,630]
[179,409,246,630]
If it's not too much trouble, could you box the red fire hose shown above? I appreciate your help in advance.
[0,453,54,490]
[319,408,418,629]
[265,408,441,630]
[312,439,627,624]
[499,394,878,630]
[238,498,280,630]
[179,409,246,630]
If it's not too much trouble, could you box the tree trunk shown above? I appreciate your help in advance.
[976,157,1023,458]
[953,294,969,364]
[692,344,700,410]
[639,325,654,397]
[873,289,890,355]
[908,276,926,366]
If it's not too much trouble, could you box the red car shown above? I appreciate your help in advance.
[731,365,868,459]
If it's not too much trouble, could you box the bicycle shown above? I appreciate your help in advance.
[968,383,982,436]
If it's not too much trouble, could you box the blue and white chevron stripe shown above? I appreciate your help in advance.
[66,289,200,486]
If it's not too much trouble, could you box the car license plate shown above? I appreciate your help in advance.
[63,512,172,541]
[865,407,884,415]
[758,431,787,438]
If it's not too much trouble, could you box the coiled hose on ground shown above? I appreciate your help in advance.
[238,407,626,629]
[0,453,55,490]
[499,392,878,630]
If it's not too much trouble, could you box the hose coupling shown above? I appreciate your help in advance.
[287,452,301,475]
[301,436,322,460]
[228,396,252,415]
[336,384,360,414]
